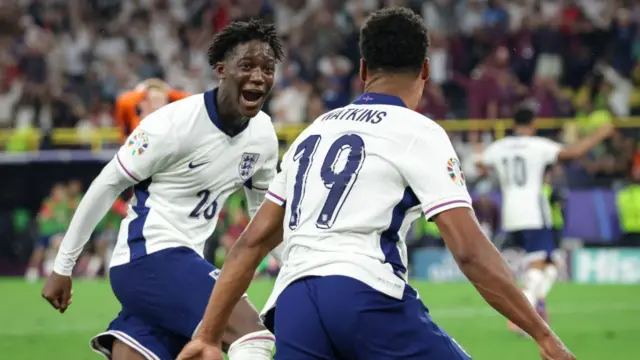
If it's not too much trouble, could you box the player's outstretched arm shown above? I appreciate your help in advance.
[192,200,284,348]
[42,160,135,312]
[556,122,614,161]
[435,208,575,359]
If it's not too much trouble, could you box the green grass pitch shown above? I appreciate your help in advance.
[1,279,638,359]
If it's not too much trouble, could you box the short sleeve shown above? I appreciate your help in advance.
[535,137,563,165]
[400,127,473,221]
[265,149,290,208]
[246,134,279,191]
[244,133,279,217]
[115,110,178,183]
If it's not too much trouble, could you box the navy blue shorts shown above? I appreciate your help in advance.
[510,228,556,261]
[36,234,63,248]
[267,276,471,360]
[91,247,218,360]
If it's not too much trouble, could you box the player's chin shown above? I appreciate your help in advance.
[238,91,265,117]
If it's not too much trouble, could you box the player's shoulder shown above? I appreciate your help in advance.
[395,111,450,145]
[528,135,558,146]
[137,93,205,135]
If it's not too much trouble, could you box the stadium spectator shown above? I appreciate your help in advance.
[1,0,639,282]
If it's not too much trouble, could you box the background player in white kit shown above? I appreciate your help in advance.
[179,8,575,360]
[41,20,283,360]
[479,107,614,332]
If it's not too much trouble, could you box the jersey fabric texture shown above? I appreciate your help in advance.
[262,92,473,360]
[111,88,278,268]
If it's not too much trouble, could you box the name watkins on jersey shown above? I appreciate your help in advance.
[239,152,260,180]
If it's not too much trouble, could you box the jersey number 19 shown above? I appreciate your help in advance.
[289,134,366,230]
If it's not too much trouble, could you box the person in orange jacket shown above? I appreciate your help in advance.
[114,78,190,139]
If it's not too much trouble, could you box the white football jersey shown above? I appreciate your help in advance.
[481,135,562,231]
[110,89,278,267]
[262,93,472,314]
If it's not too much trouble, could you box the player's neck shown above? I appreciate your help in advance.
[514,127,534,136]
[215,89,250,134]
[363,77,420,109]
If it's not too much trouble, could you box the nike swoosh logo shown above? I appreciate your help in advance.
[189,161,210,169]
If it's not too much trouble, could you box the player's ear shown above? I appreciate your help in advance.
[420,58,430,81]
[215,62,226,80]
[359,59,367,83]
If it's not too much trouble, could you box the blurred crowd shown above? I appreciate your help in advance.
[2,0,640,273]
[0,0,639,184]
[0,0,639,124]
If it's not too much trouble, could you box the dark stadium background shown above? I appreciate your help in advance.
[0,1,638,359]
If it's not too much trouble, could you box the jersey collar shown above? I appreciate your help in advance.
[203,88,250,137]
[352,92,408,108]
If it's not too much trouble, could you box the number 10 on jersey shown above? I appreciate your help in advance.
[289,134,366,230]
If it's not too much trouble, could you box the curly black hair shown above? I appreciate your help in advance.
[359,7,430,75]
[207,19,284,66]
[514,107,535,125]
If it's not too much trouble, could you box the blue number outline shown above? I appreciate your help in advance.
[288,133,366,230]
[288,135,322,230]
[316,134,366,229]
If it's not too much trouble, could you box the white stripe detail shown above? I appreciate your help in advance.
[89,337,111,359]
[265,192,285,206]
[90,330,161,360]
[423,200,472,221]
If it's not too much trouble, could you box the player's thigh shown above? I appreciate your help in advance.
[271,278,337,360]
[111,339,148,360]
[355,297,471,359]
[109,247,218,337]
[92,311,187,360]
[316,277,470,360]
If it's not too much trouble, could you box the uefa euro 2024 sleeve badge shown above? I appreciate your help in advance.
[447,158,466,186]
[239,153,260,180]
[127,130,149,156]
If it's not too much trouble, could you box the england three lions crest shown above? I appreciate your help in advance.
[239,153,260,180]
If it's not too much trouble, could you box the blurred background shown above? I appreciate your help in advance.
[0,0,639,359]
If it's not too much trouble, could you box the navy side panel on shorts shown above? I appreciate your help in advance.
[271,276,471,360]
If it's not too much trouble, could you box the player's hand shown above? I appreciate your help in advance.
[537,333,576,360]
[597,121,615,138]
[41,271,73,314]
[177,338,224,360]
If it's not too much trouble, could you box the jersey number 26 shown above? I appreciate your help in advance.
[289,134,366,230]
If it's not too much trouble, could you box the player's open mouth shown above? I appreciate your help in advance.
[241,90,264,107]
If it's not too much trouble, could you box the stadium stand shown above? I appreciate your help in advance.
[1,1,639,359]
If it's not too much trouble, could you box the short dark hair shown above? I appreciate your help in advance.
[514,107,535,125]
[207,19,284,66]
[359,7,430,75]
